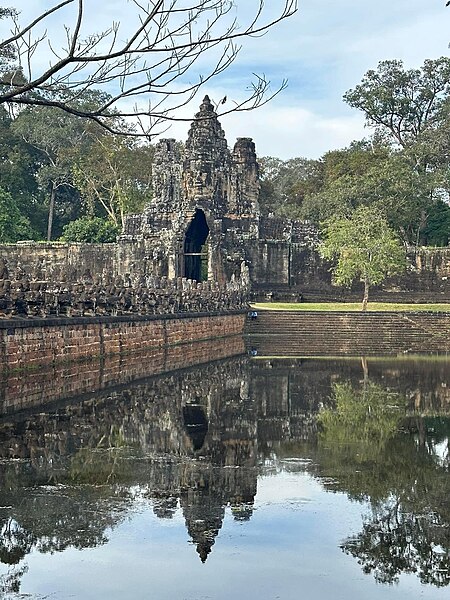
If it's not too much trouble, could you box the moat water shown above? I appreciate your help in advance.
[0,347,449,599]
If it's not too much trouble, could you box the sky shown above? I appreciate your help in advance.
[2,1,450,159]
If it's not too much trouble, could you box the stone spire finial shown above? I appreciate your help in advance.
[200,95,214,112]
[185,94,228,157]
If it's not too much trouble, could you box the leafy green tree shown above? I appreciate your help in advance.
[0,186,35,242]
[300,141,389,223]
[12,106,96,240]
[259,155,322,217]
[342,58,450,246]
[73,135,153,229]
[302,144,438,245]
[318,206,406,310]
[0,8,16,72]
[10,90,118,239]
[0,106,46,236]
[421,200,450,246]
[60,217,119,243]
[343,58,450,153]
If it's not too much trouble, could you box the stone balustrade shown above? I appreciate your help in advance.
[0,270,249,319]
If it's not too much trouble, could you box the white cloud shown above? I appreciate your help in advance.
[150,95,367,160]
[221,102,367,159]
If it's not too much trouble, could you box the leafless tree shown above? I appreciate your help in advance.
[0,1,297,135]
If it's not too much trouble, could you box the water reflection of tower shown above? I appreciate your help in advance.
[180,370,257,562]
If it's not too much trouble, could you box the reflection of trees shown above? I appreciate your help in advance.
[0,518,34,566]
[343,493,449,586]
[0,564,28,597]
[319,381,405,467]
[317,381,450,587]
[0,484,133,563]
[68,425,139,485]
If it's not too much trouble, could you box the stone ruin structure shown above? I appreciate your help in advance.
[0,95,449,306]
[122,95,263,284]
[122,95,320,295]
[122,95,450,302]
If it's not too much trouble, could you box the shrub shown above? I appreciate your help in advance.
[60,217,119,243]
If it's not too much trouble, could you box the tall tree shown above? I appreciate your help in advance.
[0,105,46,236]
[73,134,153,229]
[343,60,450,244]
[0,1,296,135]
[12,100,104,240]
[343,57,450,155]
[301,143,440,245]
[0,186,35,242]
[318,206,406,310]
[259,155,322,217]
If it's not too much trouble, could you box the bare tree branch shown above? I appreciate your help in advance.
[0,0,297,136]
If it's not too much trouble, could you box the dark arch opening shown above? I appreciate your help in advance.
[183,404,208,451]
[183,209,209,281]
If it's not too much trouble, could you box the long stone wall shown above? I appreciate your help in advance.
[0,241,149,282]
[0,312,246,372]
[250,242,450,303]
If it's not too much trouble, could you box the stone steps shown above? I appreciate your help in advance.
[245,310,450,356]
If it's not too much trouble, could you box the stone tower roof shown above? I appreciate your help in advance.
[185,95,229,168]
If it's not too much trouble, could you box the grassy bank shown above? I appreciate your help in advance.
[251,302,450,312]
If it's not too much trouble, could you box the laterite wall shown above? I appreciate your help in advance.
[0,311,246,372]
[0,336,246,415]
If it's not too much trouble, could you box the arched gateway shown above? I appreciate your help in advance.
[183,209,209,281]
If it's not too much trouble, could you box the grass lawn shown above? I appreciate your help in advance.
[251,302,450,312]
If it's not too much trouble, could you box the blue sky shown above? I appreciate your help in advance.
[3,1,450,159]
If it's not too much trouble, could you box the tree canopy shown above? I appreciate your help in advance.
[0,186,35,242]
[259,57,450,248]
[343,57,450,153]
[60,216,119,243]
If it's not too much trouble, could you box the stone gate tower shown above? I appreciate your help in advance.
[123,96,260,283]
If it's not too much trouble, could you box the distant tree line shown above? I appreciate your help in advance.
[0,91,154,242]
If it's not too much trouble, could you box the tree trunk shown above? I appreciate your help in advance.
[362,279,369,311]
[361,356,369,386]
[47,183,56,241]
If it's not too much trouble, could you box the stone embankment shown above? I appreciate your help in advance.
[245,310,450,356]
[0,269,250,372]
[0,312,246,372]
[0,337,245,415]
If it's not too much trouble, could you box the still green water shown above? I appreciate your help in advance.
[0,353,449,599]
